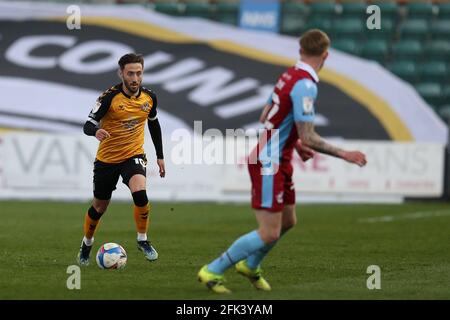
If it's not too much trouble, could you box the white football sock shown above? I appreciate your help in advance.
[137,233,147,241]
[83,236,94,246]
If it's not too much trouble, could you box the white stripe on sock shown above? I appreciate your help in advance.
[83,236,94,246]
[137,233,147,241]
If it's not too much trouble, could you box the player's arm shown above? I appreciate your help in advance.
[294,139,315,162]
[147,98,165,178]
[259,93,274,123]
[83,91,112,141]
[297,122,366,166]
[291,80,366,167]
[297,122,342,157]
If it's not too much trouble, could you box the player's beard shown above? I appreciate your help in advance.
[124,79,140,94]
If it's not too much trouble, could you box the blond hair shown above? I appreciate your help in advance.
[299,29,330,57]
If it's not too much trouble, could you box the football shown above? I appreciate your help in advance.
[96,243,127,270]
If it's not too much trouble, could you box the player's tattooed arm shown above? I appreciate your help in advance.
[296,122,344,158]
[296,122,367,167]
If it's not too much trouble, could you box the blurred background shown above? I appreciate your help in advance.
[140,0,450,118]
[0,0,448,202]
[0,0,449,300]
[8,0,448,116]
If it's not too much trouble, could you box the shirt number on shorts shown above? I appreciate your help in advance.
[134,158,146,168]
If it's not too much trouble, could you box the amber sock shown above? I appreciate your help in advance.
[83,206,103,242]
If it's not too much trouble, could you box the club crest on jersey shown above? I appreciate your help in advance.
[141,102,150,112]
[302,96,314,115]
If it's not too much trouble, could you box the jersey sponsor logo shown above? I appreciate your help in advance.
[302,96,314,115]
[122,118,139,130]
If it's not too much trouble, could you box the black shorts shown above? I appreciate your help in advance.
[93,154,147,200]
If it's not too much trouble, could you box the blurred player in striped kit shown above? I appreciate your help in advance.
[198,29,367,293]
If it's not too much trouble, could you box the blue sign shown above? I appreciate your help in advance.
[239,0,280,33]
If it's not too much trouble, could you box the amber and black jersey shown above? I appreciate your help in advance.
[86,83,159,164]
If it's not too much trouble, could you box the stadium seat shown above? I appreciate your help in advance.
[415,83,444,107]
[303,17,333,36]
[423,40,450,60]
[213,2,239,26]
[406,2,435,20]
[361,40,389,64]
[438,3,450,20]
[281,17,306,36]
[371,2,399,19]
[391,40,423,60]
[281,1,309,17]
[333,18,365,41]
[387,61,419,84]
[116,0,145,4]
[438,105,450,121]
[431,20,450,40]
[442,84,450,103]
[399,19,430,41]
[418,61,448,83]
[280,2,308,36]
[154,2,181,16]
[332,39,361,56]
[184,2,211,19]
[309,2,337,20]
[365,19,395,40]
[341,2,366,19]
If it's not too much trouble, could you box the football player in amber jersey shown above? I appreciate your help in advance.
[77,53,165,266]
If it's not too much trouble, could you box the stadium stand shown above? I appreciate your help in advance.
[387,60,420,83]
[10,0,450,119]
[131,0,449,119]
[361,39,390,63]
[213,1,240,25]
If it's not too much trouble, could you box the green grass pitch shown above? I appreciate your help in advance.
[0,201,449,299]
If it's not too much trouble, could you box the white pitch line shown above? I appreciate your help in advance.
[358,209,450,223]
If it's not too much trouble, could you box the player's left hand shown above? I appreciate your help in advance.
[157,159,166,178]
[295,139,315,162]
[341,150,367,167]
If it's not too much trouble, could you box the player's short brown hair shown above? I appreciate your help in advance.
[299,29,330,57]
[118,53,144,70]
